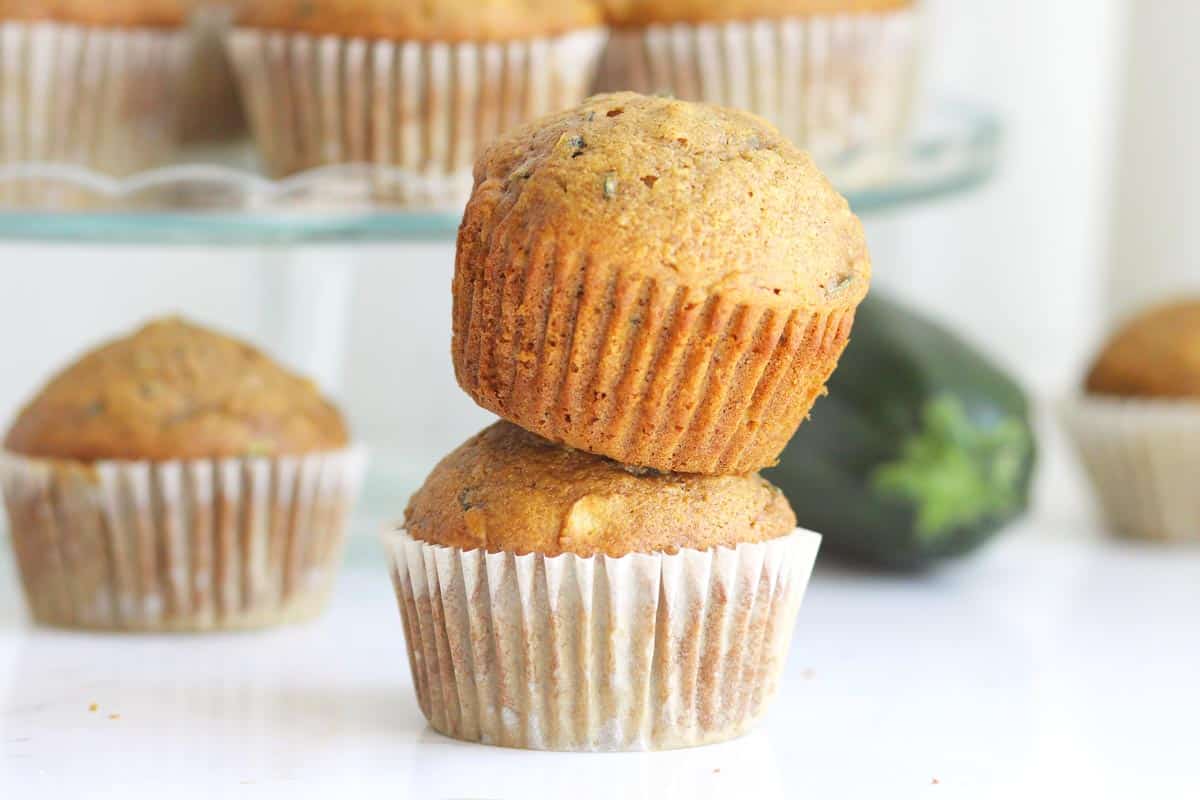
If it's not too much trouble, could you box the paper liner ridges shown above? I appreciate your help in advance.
[596,13,917,181]
[384,527,819,751]
[452,227,856,473]
[227,27,607,209]
[1063,397,1200,543]
[0,447,366,630]
[0,21,188,207]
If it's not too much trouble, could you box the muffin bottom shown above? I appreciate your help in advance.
[0,448,366,632]
[383,527,820,751]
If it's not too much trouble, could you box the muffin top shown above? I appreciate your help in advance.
[0,1,190,26]
[4,318,349,462]
[235,0,603,41]
[404,421,797,557]
[605,0,912,27]
[1085,300,1200,398]
[463,92,870,311]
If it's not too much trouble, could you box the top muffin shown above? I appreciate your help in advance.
[405,421,796,557]
[4,317,348,462]
[0,1,189,26]
[464,91,868,311]
[1085,300,1200,398]
[453,92,869,474]
[234,0,603,41]
[604,0,913,26]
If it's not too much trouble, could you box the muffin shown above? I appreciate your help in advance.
[225,0,608,208]
[596,0,919,181]
[1064,301,1200,543]
[383,421,820,750]
[178,3,246,145]
[0,318,367,630]
[454,92,871,475]
[0,0,192,197]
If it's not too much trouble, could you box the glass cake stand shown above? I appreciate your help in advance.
[0,100,1000,245]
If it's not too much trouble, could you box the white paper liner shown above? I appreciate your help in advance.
[226,27,608,210]
[179,8,246,144]
[0,21,190,207]
[1062,396,1200,543]
[0,446,367,630]
[382,526,820,750]
[596,12,918,181]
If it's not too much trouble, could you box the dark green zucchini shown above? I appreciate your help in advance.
[766,293,1036,570]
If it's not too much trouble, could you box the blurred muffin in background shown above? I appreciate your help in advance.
[0,317,366,631]
[595,0,919,183]
[0,0,192,189]
[226,0,608,208]
[385,421,819,750]
[454,92,870,474]
[1065,300,1200,542]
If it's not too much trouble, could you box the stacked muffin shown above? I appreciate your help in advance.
[0,318,366,631]
[384,92,871,750]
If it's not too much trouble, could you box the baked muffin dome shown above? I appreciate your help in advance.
[604,0,912,26]
[454,91,869,474]
[0,1,189,26]
[404,421,797,557]
[234,0,603,41]
[1085,301,1200,398]
[4,317,348,461]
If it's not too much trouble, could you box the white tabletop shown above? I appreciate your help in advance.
[1,521,1197,799]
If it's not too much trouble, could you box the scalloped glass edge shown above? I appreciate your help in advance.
[0,99,1000,245]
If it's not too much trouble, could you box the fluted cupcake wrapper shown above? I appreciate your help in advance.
[453,239,856,474]
[226,27,608,209]
[1062,396,1200,543]
[0,21,189,207]
[0,446,367,631]
[383,527,819,751]
[596,12,918,185]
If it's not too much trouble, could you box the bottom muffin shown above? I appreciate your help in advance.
[383,421,820,751]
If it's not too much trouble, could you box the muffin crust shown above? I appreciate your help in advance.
[234,0,603,41]
[461,92,869,313]
[4,317,348,462]
[404,421,797,557]
[1086,300,1200,398]
[0,1,189,27]
[605,0,913,27]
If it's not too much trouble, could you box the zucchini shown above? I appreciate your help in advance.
[767,293,1036,570]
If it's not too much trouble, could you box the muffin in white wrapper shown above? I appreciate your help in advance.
[0,446,367,631]
[382,526,820,751]
[0,21,190,207]
[1063,396,1200,543]
[226,27,608,209]
[596,11,919,183]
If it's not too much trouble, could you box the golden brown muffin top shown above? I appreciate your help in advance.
[0,0,190,26]
[464,92,870,312]
[605,0,913,27]
[234,0,603,41]
[4,318,349,462]
[1085,300,1200,398]
[404,421,797,557]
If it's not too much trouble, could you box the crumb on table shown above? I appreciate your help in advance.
[88,703,98,712]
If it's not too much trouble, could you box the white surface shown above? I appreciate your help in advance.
[1,521,1197,799]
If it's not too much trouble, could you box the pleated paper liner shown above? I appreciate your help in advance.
[383,527,820,751]
[226,27,608,210]
[0,446,367,631]
[452,233,857,473]
[1063,396,1200,543]
[0,21,190,209]
[596,11,919,184]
